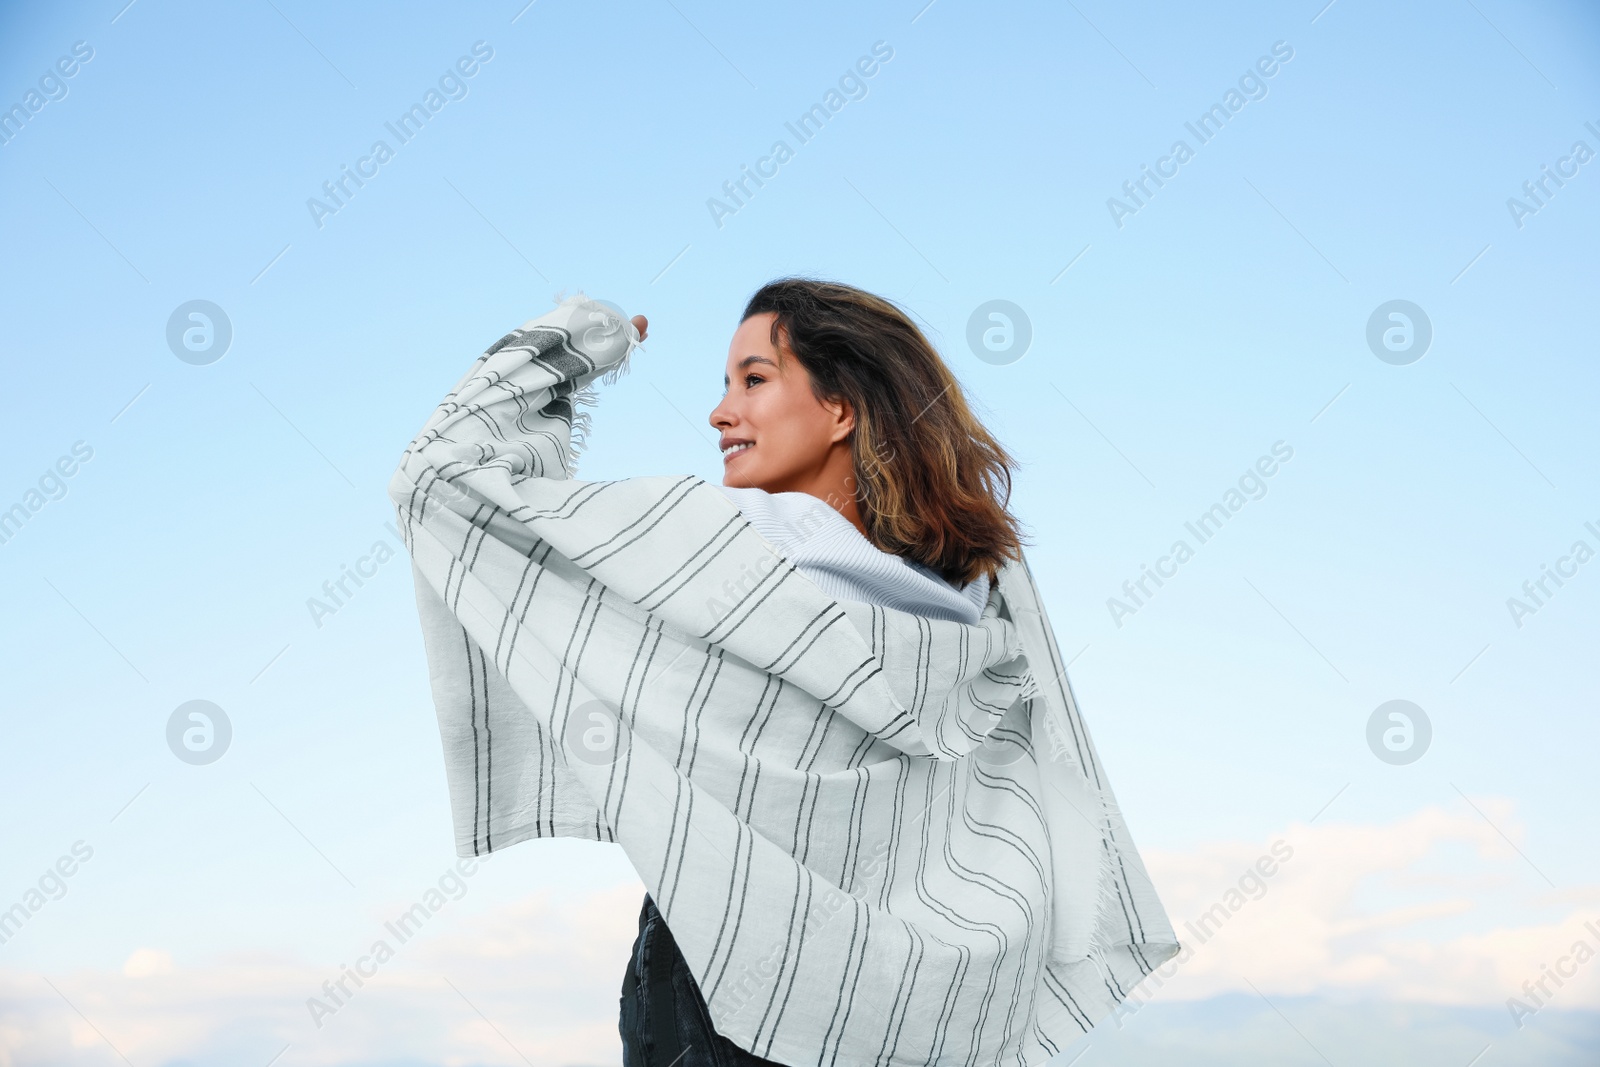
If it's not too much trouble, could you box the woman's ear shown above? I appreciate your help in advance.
[826,396,855,443]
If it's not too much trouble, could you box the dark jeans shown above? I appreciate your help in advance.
[620,893,789,1067]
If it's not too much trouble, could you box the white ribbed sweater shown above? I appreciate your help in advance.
[714,485,990,625]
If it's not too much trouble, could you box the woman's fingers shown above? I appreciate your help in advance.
[631,314,648,342]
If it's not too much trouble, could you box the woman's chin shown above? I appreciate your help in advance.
[721,459,765,490]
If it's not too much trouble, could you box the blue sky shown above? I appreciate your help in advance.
[1,1,1597,1064]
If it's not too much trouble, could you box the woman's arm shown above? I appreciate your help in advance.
[390,294,642,526]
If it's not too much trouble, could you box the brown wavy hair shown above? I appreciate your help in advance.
[741,277,1027,587]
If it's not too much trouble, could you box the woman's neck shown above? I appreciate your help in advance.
[762,444,868,537]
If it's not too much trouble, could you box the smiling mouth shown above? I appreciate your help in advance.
[721,442,754,461]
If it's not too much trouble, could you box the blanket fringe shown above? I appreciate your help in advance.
[1082,783,1127,996]
[549,287,642,475]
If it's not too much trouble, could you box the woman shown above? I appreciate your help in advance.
[389,279,1178,1067]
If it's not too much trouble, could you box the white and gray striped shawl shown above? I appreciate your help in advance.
[388,294,1179,1067]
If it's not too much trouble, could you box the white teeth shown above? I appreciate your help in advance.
[722,442,754,456]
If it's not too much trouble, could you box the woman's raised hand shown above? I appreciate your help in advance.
[631,315,648,342]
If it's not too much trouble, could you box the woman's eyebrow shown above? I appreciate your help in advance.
[724,354,777,384]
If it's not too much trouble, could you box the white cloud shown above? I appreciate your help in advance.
[0,882,646,1067]
[120,949,172,979]
[4,803,1598,1066]
[1131,799,1600,1012]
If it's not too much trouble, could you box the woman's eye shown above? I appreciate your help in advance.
[744,374,764,388]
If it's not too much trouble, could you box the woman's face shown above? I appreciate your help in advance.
[709,312,854,493]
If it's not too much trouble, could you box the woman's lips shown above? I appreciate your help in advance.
[722,442,754,463]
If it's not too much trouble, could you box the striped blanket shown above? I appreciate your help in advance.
[388,293,1179,1066]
